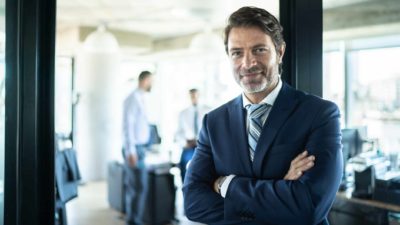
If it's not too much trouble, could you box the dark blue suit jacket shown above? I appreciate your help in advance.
[183,82,343,225]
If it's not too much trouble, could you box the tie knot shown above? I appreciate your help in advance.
[247,104,269,119]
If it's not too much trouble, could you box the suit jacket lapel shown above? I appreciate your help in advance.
[228,95,253,175]
[252,83,300,174]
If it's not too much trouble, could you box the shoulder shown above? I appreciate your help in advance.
[301,93,338,112]
[283,83,338,111]
[206,95,241,120]
[179,107,191,116]
[124,90,140,106]
[125,90,137,99]
[292,91,340,122]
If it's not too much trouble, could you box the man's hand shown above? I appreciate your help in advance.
[213,176,227,194]
[127,153,137,167]
[212,151,314,195]
[186,139,197,148]
[284,150,315,180]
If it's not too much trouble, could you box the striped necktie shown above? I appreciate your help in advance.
[247,104,269,161]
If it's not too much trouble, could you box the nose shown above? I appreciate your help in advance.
[242,52,257,69]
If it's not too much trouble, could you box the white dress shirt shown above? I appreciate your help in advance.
[175,104,210,147]
[122,88,151,157]
[221,78,283,198]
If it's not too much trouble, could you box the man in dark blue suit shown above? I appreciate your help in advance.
[183,6,343,225]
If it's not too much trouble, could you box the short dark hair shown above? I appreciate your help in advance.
[189,88,198,94]
[138,71,152,82]
[224,6,285,54]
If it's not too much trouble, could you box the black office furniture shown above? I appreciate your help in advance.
[55,148,81,225]
[107,161,176,225]
[143,165,176,225]
[374,176,400,205]
[107,161,126,213]
[147,124,162,146]
[340,128,364,190]
[352,166,376,199]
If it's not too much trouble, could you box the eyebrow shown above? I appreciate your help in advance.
[252,44,268,49]
[228,47,242,52]
[229,44,269,52]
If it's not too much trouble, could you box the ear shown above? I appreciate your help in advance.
[278,43,286,63]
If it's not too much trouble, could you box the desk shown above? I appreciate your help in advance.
[329,190,400,225]
[336,190,400,212]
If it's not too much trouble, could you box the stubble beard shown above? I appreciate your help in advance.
[240,78,268,94]
[239,66,280,94]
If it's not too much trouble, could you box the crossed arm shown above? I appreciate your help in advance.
[213,150,315,194]
[183,103,342,225]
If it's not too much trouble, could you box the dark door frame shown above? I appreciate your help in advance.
[280,0,323,96]
[4,0,56,224]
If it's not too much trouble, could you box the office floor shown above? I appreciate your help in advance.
[66,180,203,225]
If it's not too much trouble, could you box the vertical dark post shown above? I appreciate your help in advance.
[5,0,56,224]
[280,0,323,96]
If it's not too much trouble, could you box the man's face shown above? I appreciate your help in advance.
[227,26,285,94]
[190,92,199,105]
[142,75,153,92]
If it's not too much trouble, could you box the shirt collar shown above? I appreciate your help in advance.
[242,78,282,108]
[135,88,146,95]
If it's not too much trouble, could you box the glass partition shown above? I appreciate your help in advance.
[323,0,400,175]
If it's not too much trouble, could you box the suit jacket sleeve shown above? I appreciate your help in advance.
[183,100,342,225]
[183,114,240,224]
[224,101,342,225]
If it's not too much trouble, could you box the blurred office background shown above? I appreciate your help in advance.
[53,0,400,224]
[1,0,400,224]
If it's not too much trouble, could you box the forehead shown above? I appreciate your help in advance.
[144,75,152,81]
[227,26,274,49]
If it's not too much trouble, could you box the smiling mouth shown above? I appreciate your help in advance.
[241,72,261,78]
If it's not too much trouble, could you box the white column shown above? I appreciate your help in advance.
[75,28,122,181]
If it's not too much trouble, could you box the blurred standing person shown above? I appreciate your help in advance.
[175,89,210,182]
[122,71,153,225]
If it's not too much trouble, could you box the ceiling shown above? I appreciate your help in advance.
[57,0,279,40]
[56,0,400,56]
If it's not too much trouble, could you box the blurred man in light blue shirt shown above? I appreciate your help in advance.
[175,89,210,182]
[122,70,153,225]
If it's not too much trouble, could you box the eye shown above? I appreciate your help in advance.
[253,47,267,54]
[230,50,242,58]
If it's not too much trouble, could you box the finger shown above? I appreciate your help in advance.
[288,171,302,180]
[294,160,315,175]
[286,167,304,180]
[291,151,308,165]
[294,171,303,179]
[285,170,297,180]
[297,161,315,172]
[293,155,315,169]
[284,173,296,180]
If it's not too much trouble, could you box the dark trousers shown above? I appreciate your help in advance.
[179,147,195,183]
[124,145,148,225]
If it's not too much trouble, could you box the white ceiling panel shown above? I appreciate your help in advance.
[59,0,381,40]
[57,0,280,39]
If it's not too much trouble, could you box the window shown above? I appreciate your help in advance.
[55,57,74,149]
[347,47,400,153]
[323,50,345,127]
[324,43,400,155]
